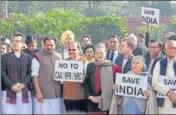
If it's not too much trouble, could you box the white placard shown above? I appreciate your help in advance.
[157,75,176,98]
[53,60,84,82]
[141,7,160,26]
[115,73,148,99]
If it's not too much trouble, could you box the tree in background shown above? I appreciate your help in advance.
[5,1,176,18]
[0,9,128,48]
[151,1,174,18]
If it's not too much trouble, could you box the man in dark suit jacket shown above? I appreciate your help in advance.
[106,35,120,63]
[115,37,136,73]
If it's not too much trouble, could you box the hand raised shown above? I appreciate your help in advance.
[146,24,151,33]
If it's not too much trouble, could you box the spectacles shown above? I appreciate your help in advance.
[68,49,76,51]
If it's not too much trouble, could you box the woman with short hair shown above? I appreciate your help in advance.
[23,35,40,57]
[83,45,95,63]
[63,41,87,113]
[84,45,122,114]
[111,56,157,114]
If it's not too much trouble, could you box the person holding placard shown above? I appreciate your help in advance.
[63,41,87,113]
[31,36,64,114]
[152,40,176,114]
[111,56,157,114]
[84,44,122,114]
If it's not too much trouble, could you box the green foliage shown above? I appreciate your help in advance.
[0,21,13,38]
[6,1,176,19]
[137,25,166,43]
[82,16,128,45]
[0,9,127,47]
[151,1,173,17]
[166,18,176,33]
[84,8,107,17]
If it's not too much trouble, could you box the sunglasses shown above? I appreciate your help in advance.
[68,49,76,51]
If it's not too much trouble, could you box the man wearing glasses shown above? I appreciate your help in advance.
[1,33,32,114]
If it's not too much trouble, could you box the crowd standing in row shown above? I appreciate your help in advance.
[1,27,176,114]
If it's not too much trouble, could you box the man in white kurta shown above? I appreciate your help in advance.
[31,36,64,114]
[152,40,176,114]
[1,34,32,114]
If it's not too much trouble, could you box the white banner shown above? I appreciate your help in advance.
[115,73,148,99]
[141,7,160,26]
[157,75,176,98]
[53,60,84,82]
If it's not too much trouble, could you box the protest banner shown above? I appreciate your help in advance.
[53,60,84,82]
[157,75,176,98]
[115,73,148,99]
[141,7,160,26]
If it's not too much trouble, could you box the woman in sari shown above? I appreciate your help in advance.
[112,56,157,114]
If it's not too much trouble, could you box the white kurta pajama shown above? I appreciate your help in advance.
[31,58,62,114]
[1,91,32,114]
[153,58,176,114]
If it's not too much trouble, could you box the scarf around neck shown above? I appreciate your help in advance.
[6,51,29,104]
[93,60,114,111]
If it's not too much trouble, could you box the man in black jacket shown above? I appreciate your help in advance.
[1,33,32,114]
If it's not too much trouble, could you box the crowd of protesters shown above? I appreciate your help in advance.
[1,25,176,114]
